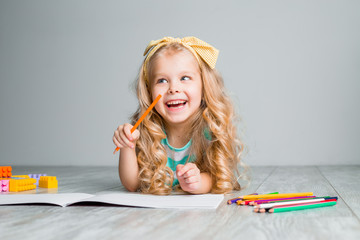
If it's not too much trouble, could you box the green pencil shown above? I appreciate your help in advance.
[268,201,337,213]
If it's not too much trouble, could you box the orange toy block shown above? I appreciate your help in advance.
[39,176,58,188]
[0,166,12,178]
[9,178,36,192]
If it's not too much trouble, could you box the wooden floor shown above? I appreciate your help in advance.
[1,166,360,240]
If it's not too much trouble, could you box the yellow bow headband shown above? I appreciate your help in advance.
[143,36,219,81]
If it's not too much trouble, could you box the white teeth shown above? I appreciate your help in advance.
[167,100,186,105]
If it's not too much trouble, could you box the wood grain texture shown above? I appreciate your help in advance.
[1,166,359,240]
[318,166,360,220]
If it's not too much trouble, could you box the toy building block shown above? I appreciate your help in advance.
[28,174,47,186]
[1,180,10,192]
[12,175,30,179]
[39,176,58,188]
[9,178,36,192]
[0,166,12,178]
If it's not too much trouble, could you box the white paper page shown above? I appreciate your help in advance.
[78,192,224,209]
[0,193,94,207]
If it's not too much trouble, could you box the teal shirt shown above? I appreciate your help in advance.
[161,129,211,186]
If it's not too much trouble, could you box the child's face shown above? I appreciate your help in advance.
[150,50,202,127]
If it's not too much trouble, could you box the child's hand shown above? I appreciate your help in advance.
[176,163,201,193]
[113,123,140,149]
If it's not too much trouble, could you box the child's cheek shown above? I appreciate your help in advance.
[154,104,160,114]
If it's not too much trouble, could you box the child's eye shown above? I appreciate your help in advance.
[181,76,190,81]
[157,78,168,83]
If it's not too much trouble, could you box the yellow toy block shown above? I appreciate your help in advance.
[12,175,30,178]
[39,176,58,188]
[9,178,36,192]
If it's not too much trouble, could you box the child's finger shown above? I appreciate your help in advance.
[177,163,195,177]
[113,136,124,149]
[124,123,134,141]
[119,129,135,148]
[183,168,199,178]
[114,127,121,139]
[132,129,140,141]
[184,175,200,184]
[176,164,184,176]
[113,129,123,145]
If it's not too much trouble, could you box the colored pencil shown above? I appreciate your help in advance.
[255,197,338,209]
[242,192,313,200]
[239,199,258,205]
[230,192,279,205]
[261,196,325,203]
[250,196,317,205]
[113,94,162,154]
[255,200,337,213]
[273,199,337,208]
[268,201,337,213]
[227,193,258,205]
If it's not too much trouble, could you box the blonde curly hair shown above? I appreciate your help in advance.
[130,42,246,195]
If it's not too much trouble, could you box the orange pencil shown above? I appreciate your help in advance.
[113,94,162,154]
[242,192,313,200]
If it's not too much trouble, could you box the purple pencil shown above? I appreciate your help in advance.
[227,193,258,205]
[252,196,316,205]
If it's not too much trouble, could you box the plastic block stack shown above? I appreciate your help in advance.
[28,174,47,186]
[12,175,30,179]
[39,176,58,188]
[0,180,10,192]
[0,166,12,178]
[9,178,37,192]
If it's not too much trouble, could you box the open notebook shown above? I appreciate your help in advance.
[0,192,224,209]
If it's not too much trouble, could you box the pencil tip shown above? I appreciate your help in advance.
[113,147,119,154]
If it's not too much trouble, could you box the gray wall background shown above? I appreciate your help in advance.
[1,0,359,166]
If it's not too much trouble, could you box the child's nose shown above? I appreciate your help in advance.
[168,88,179,94]
[168,81,181,94]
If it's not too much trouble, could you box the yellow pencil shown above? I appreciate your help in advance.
[113,94,162,154]
[242,192,313,200]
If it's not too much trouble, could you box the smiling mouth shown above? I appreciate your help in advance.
[166,100,187,108]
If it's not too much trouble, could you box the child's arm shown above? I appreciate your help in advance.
[119,147,139,192]
[114,123,140,192]
[176,163,213,194]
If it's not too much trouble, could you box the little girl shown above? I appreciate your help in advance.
[113,36,245,195]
